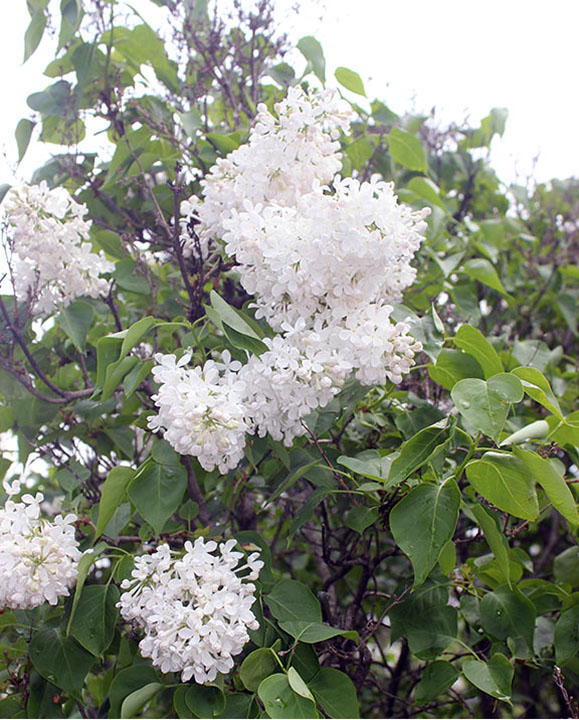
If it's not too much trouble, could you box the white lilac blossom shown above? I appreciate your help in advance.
[4,182,114,315]
[194,86,351,246]
[118,538,263,685]
[147,351,249,473]
[222,175,428,331]
[240,326,352,445]
[151,87,429,470]
[0,480,82,609]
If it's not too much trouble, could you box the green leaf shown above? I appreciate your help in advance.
[337,451,393,483]
[179,108,202,138]
[209,291,267,355]
[386,420,450,488]
[0,184,11,205]
[119,316,158,361]
[466,452,539,520]
[186,684,226,718]
[265,459,325,505]
[390,480,460,588]
[554,546,579,586]
[462,653,513,703]
[109,24,179,91]
[94,335,123,390]
[510,366,563,419]
[101,356,139,402]
[394,406,445,439]
[513,447,578,525]
[454,325,503,379]
[438,539,456,575]
[24,8,47,62]
[388,127,427,173]
[291,645,320,684]
[128,461,187,535]
[549,411,579,447]
[414,661,459,704]
[221,322,269,356]
[258,674,317,719]
[390,586,458,659]
[428,348,484,390]
[240,648,279,692]
[40,114,86,145]
[206,132,242,155]
[58,0,83,51]
[408,177,447,210]
[209,291,263,339]
[15,118,35,164]
[57,301,94,353]
[471,503,511,588]
[345,505,379,534]
[308,668,359,719]
[66,541,108,634]
[27,80,73,117]
[479,585,536,651]
[462,258,508,296]
[287,668,315,702]
[269,61,296,87]
[371,99,400,125]
[334,67,365,96]
[26,678,62,718]
[345,137,374,170]
[557,292,577,335]
[29,628,94,696]
[96,468,135,540]
[297,36,325,83]
[121,683,163,719]
[71,40,96,87]
[109,666,159,718]
[278,621,357,644]
[554,606,579,665]
[123,359,154,398]
[69,584,120,656]
[113,259,150,294]
[451,374,523,441]
[266,579,321,623]
[490,107,508,136]
[215,693,255,719]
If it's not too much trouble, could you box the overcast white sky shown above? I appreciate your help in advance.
[1,0,578,187]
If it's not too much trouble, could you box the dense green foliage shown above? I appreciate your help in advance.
[0,1,577,717]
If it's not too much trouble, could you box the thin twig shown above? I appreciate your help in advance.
[0,294,67,397]
[181,455,210,526]
[300,420,359,504]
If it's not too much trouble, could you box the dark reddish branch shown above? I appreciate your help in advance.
[0,295,93,402]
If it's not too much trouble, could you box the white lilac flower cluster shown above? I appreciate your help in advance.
[151,87,429,467]
[118,538,263,685]
[4,181,114,315]
[0,481,82,609]
[148,351,249,473]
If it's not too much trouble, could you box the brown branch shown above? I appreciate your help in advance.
[181,455,210,526]
[385,637,410,717]
[0,357,67,404]
[101,282,123,331]
[0,294,67,398]
[300,420,358,504]
[553,665,579,719]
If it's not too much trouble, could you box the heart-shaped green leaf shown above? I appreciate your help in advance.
[452,374,523,440]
